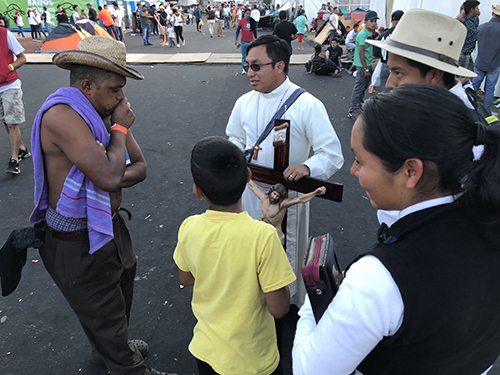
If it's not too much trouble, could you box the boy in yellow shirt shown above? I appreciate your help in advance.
[174,136,296,375]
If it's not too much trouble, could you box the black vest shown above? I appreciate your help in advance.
[348,204,500,375]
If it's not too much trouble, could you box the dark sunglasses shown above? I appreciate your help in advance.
[243,62,274,72]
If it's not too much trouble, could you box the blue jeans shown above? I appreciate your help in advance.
[349,66,372,116]
[18,27,25,38]
[111,25,120,41]
[44,21,51,34]
[241,41,250,66]
[380,62,390,93]
[472,65,500,110]
[224,16,230,28]
[141,24,150,44]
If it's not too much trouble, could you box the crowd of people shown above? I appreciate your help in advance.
[2,1,500,375]
[10,2,126,42]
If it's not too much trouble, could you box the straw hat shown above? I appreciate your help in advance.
[366,8,476,77]
[493,2,500,16]
[53,36,144,80]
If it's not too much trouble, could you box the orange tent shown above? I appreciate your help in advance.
[39,22,112,53]
[75,19,112,38]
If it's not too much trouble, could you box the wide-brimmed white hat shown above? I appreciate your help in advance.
[367,8,476,77]
[53,36,144,80]
[493,2,500,16]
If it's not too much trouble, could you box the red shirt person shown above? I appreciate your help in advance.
[235,8,257,73]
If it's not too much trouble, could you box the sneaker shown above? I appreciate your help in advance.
[5,159,20,175]
[176,43,180,48]
[182,40,185,46]
[147,42,153,45]
[347,112,357,120]
[18,148,31,160]
[242,68,246,75]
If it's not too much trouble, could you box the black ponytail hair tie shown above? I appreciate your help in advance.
[474,122,487,146]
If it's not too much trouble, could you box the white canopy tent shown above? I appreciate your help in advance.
[369,0,500,97]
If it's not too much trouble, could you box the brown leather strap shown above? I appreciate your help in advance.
[49,227,88,241]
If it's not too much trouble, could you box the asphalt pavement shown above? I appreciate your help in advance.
[1,24,499,375]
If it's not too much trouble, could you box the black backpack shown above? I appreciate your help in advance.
[312,54,325,71]
[465,87,499,126]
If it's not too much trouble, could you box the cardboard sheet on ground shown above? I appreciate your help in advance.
[314,23,330,45]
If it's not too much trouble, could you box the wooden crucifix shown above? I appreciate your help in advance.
[247,120,343,246]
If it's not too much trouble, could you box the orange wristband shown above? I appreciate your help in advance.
[110,123,128,135]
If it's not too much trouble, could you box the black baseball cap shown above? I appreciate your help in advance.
[365,10,379,20]
[391,10,404,21]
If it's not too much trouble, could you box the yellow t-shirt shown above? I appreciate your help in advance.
[174,210,296,375]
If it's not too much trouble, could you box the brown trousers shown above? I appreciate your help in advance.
[40,211,147,375]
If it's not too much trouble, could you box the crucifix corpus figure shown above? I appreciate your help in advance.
[248,180,326,244]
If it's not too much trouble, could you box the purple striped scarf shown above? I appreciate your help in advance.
[30,87,113,254]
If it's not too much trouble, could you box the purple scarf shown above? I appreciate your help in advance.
[30,87,113,254]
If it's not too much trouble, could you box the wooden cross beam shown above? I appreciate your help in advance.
[249,165,343,202]
[248,121,343,203]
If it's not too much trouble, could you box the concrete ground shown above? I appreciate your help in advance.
[1,24,499,375]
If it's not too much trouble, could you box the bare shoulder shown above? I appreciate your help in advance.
[41,103,100,149]
[42,103,86,133]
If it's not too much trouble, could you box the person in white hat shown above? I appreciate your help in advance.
[29,37,166,375]
[472,1,500,111]
[366,8,487,228]
[367,9,476,108]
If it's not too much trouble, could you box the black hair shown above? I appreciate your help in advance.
[246,35,290,74]
[73,4,78,10]
[43,6,47,10]
[359,84,500,241]
[463,0,480,15]
[191,136,248,206]
[279,10,287,20]
[406,58,456,88]
[70,64,115,88]
[112,1,118,6]
[314,44,322,53]
[98,6,102,10]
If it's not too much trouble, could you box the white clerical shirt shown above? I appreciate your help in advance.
[226,77,344,305]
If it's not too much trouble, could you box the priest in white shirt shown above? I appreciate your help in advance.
[226,35,344,306]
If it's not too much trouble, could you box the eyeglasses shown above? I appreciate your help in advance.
[243,62,274,72]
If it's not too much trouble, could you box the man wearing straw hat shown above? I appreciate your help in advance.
[367,9,477,111]
[29,37,166,375]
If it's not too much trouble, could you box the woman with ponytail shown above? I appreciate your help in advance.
[293,84,500,375]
